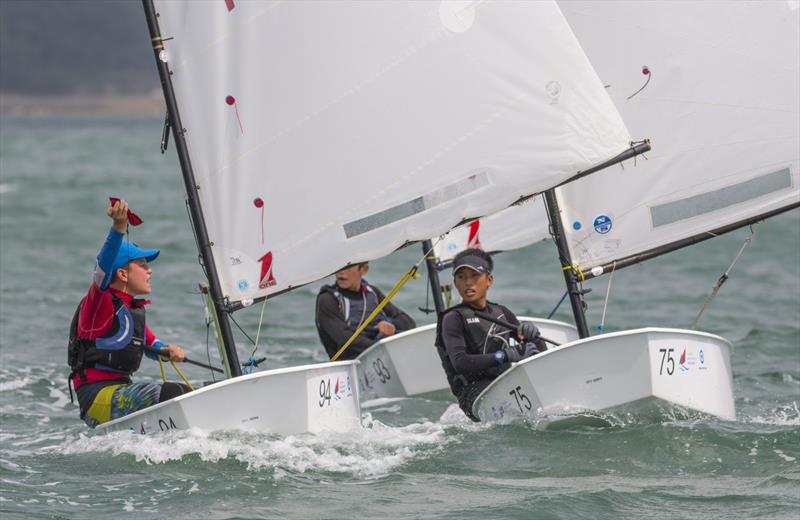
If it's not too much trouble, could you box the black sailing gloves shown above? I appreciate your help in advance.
[518,322,540,343]
[518,322,546,358]
[494,322,544,367]
[519,342,541,358]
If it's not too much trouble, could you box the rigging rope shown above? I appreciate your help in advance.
[228,313,257,345]
[244,298,268,374]
[691,225,757,329]
[331,265,418,361]
[204,288,231,378]
[562,264,586,281]
[157,352,195,391]
[597,261,616,333]
[201,290,218,382]
[546,290,568,320]
[159,352,167,382]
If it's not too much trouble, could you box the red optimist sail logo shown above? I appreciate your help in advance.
[258,251,277,288]
[467,220,481,249]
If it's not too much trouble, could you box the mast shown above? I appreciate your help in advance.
[543,189,591,338]
[541,141,652,338]
[421,240,446,315]
[142,0,242,377]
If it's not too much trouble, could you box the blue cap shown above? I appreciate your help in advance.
[112,242,160,273]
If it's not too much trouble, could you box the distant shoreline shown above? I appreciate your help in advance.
[0,93,165,117]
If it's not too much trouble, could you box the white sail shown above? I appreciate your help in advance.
[441,1,800,270]
[152,0,632,303]
[555,0,800,275]
[433,196,549,263]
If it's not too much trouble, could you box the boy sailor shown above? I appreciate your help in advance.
[315,262,416,360]
[435,248,543,421]
[68,200,188,427]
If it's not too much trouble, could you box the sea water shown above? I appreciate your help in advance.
[0,117,797,519]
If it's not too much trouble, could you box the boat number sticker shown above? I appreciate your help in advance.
[659,347,705,374]
[509,385,532,413]
[317,375,353,407]
[372,357,391,385]
[593,215,612,234]
[319,378,332,407]
[659,348,675,375]
[158,416,178,431]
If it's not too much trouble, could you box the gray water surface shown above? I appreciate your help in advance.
[0,117,798,519]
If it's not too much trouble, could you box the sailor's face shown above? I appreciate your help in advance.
[121,258,153,295]
[454,267,492,307]
[335,263,368,292]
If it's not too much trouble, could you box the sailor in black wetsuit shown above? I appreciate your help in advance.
[435,248,544,421]
[315,262,416,360]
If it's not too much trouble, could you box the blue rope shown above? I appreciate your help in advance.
[547,290,569,320]
[243,355,256,374]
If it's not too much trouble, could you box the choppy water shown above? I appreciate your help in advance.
[0,117,798,519]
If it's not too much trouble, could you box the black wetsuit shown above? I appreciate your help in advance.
[435,301,520,421]
[315,281,416,360]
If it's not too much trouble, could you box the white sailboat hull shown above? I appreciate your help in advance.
[473,328,735,425]
[96,361,361,435]
[357,317,579,401]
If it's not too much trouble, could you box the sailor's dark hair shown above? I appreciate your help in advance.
[453,248,493,272]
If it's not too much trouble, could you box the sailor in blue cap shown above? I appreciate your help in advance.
[67,199,189,428]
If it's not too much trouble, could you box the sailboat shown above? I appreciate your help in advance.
[355,197,579,402]
[98,0,645,434]
[356,314,579,402]
[471,0,800,425]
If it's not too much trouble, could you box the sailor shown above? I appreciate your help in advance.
[315,262,416,360]
[68,199,189,428]
[435,248,544,421]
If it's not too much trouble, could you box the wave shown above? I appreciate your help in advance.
[0,377,34,392]
[743,402,800,427]
[51,408,474,478]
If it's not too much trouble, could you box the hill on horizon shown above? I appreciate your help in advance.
[0,0,158,96]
